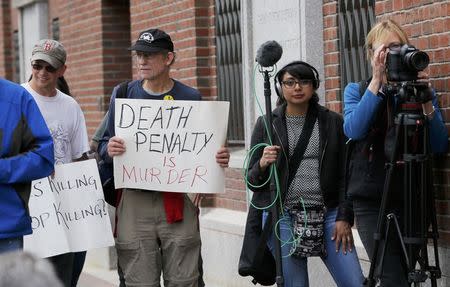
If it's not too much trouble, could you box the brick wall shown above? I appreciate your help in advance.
[323,1,341,113]
[202,168,247,211]
[56,0,132,136]
[323,0,450,246]
[0,1,12,79]
[100,1,132,114]
[9,4,18,82]
[129,0,217,98]
[58,0,105,136]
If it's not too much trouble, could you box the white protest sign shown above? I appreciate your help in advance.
[114,99,229,193]
[24,159,114,258]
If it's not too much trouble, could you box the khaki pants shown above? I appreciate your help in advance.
[116,190,200,287]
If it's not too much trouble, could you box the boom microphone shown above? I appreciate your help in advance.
[255,41,283,67]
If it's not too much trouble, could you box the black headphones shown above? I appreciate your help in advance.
[274,61,320,98]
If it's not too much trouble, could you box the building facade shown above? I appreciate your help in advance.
[0,0,448,285]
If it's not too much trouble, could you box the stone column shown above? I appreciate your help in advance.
[242,0,324,148]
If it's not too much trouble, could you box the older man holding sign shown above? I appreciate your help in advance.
[98,28,230,287]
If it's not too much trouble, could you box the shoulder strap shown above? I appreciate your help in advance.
[287,105,318,186]
[345,79,371,197]
[358,77,373,97]
[116,81,131,99]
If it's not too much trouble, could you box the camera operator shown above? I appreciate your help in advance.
[343,19,448,286]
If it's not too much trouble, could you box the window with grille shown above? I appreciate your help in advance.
[338,0,375,93]
[216,0,244,144]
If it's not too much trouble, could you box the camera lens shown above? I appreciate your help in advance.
[405,50,429,71]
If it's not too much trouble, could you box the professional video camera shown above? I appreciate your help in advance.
[384,44,432,105]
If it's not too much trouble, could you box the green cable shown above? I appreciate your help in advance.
[242,64,282,211]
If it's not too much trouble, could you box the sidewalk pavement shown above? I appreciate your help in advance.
[76,228,370,287]
[77,264,119,287]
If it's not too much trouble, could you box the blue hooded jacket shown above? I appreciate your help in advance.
[0,78,54,239]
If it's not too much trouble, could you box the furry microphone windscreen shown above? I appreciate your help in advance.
[255,41,283,67]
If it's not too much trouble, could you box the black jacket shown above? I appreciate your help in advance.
[246,102,353,224]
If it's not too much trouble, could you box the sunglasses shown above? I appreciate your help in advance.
[32,63,58,73]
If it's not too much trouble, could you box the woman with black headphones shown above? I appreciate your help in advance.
[245,61,364,286]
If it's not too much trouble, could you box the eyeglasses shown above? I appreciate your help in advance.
[135,51,166,60]
[281,79,312,89]
[32,64,58,73]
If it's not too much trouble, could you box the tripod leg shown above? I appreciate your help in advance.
[364,169,392,287]
[419,136,441,287]
[378,214,393,282]
[427,183,441,287]
[366,117,404,287]
[390,214,410,268]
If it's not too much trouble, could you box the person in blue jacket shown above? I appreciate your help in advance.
[0,78,54,253]
[344,19,448,287]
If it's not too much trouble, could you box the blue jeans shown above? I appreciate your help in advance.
[263,208,365,287]
[0,237,23,254]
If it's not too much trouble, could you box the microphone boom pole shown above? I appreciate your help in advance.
[263,68,284,287]
[256,40,284,287]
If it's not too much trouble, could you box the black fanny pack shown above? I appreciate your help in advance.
[290,206,326,258]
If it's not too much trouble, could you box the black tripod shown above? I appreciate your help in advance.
[365,101,441,287]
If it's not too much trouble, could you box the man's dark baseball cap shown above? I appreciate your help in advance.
[129,29,174,52]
